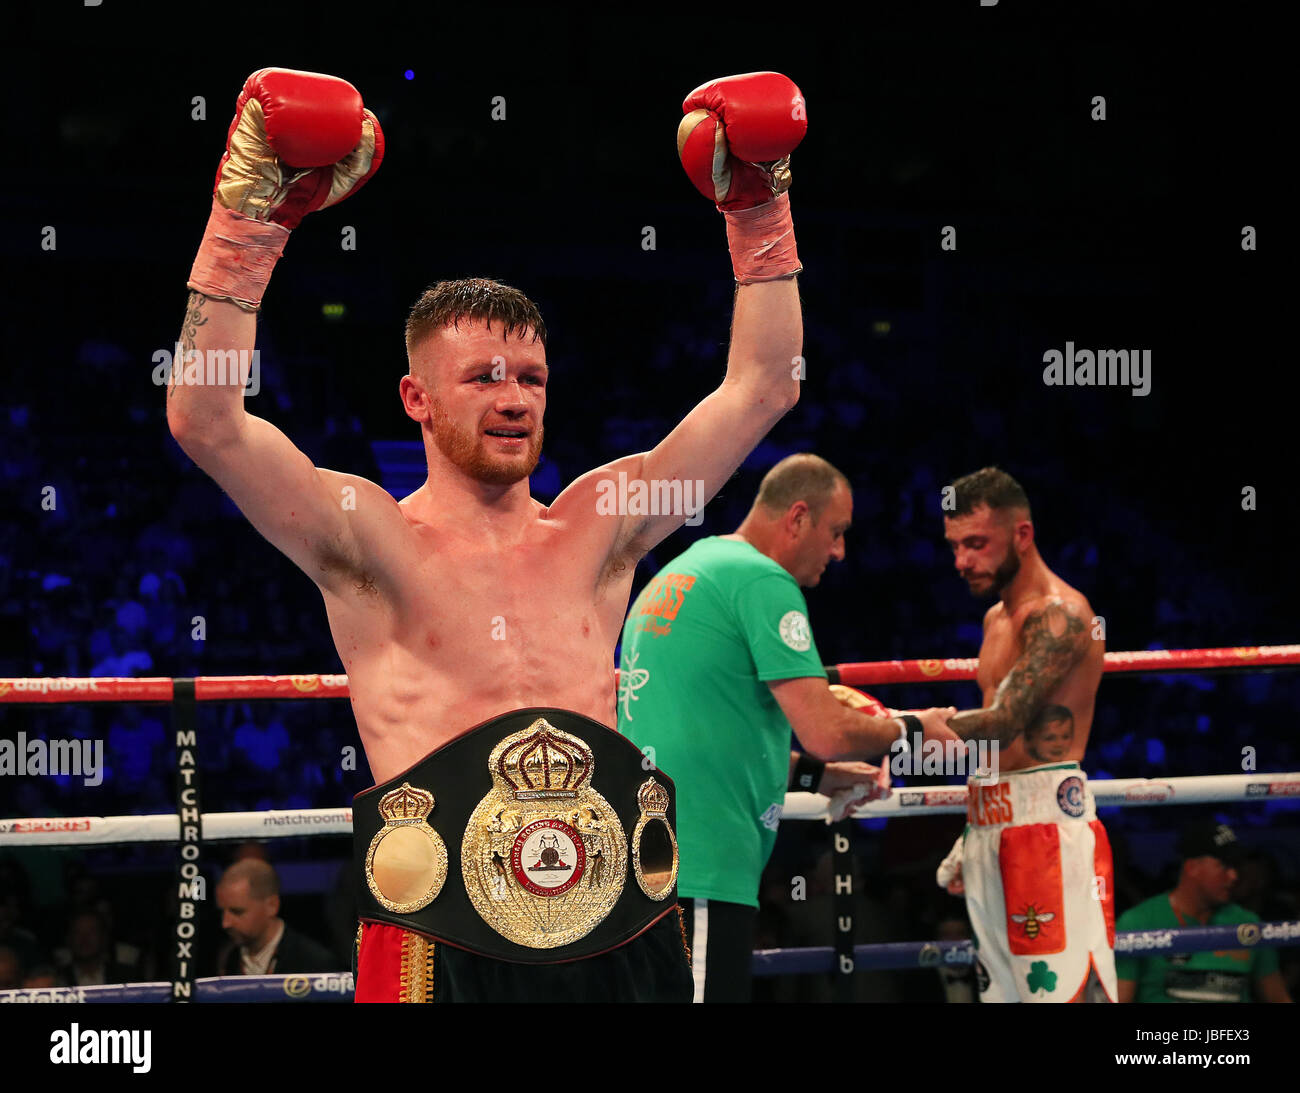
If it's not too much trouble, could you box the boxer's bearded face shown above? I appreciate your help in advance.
[944,506,1026,600]
[430,396,543,485]
[984,544,1021,598]
[414,321,547,486]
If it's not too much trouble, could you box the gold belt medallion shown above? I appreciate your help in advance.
[365,783,448,914]
[631,778,678,900]
[462,718,626,949]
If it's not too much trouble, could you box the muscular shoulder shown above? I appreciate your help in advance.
[320,467,405,518]
[1013,594,1091,654]
[546,454,644,527]
[538,454,651,588]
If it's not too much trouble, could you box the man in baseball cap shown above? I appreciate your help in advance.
[1115,820,1291,1003]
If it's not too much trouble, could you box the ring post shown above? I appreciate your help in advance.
[171,678,204,1002]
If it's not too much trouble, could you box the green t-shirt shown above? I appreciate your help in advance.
[1115,893,1278,1003]
[617,536,825,907]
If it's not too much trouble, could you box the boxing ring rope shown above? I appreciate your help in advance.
[2,773,1297,848]
[824,644,1300,686]
[1,642,1296,1001]
[6,919,1300,1003]
[0,974,356,1004]
[2,643,1298,704]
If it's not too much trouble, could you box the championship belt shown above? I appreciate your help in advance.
[353,708,680,964]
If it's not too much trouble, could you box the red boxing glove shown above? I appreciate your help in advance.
[829,684,890,719]
[677,71,806,211]
[677,72,805,282]
[188,68,384,310]
[212,68,384,228]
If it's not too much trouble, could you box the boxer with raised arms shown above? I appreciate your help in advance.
[169,67,809,1002]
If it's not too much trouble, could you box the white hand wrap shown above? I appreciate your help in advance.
[936,831,965,890]
[825,784,870,825]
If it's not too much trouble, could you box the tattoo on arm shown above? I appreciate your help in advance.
[169,291,209,400]
[950,601,1087,747]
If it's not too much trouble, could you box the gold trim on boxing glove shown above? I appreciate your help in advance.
[676,108,733,205]
[829,683,872,709]
[365,783,448,914]
[631,777,678,900]
[767,153,792,198]
[321,113,382,210]
[676,108,711,159]
[217,99,312,220]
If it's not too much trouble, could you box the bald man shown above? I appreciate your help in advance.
[215,859,335,976]
[618,453,957,1002]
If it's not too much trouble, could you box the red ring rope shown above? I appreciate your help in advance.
[0,645,1295,703]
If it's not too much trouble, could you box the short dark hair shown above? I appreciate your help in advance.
[754,454,850,522]
[219,858,279,900]
[948,466,1031,519]
[404,278,547,360]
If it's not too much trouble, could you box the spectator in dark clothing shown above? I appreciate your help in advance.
[215,859,336,976]
[55,910,139,987]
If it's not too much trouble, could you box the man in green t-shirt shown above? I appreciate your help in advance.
[618,454,957,1002]
[1116,820,1291,1003]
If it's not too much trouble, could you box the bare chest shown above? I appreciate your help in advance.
[400,531,618,641]
[326,519,627,706]
[328,524,631,778]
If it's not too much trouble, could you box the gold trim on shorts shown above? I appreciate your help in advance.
[399,930,435,1003]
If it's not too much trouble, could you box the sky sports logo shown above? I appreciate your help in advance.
[0,818,93,834]
[899,790,968,807]
[1245,782,1300,796]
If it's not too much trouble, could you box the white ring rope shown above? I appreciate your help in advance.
[785,771,1300,820]
[2,773,1295,846]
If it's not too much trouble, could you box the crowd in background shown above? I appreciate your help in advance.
[1,279,1295,999]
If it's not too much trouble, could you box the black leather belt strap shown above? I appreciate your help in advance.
[353,707,678,964]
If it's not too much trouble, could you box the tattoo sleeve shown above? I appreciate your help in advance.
[169,291,209,400]
[949,601,1087,747]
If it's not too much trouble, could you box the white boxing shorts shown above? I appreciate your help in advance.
[961,761,1116,1003]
